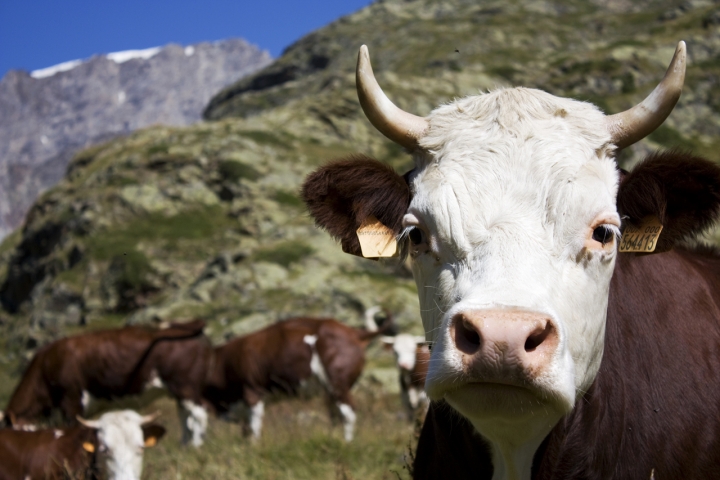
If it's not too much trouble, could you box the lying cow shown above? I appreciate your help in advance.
[382,334,429,420]
[203,309,391,442]
[2,320,211,447]
[302,42,720,478]
[0,409,164,480]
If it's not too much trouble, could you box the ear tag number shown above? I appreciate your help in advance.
[619,216,663,253]
[356,215,398,258]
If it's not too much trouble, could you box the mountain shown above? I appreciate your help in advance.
[0,39,272,240]
[2,0,720,396]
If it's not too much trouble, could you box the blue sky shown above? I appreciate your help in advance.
[0,0,374,77]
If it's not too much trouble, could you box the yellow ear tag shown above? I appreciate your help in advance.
[82,442,95,453]
[619,216,663,253]
[356,215,398,258]
[144,436,157,448]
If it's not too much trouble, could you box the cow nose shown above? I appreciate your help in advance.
[451,310,558,372]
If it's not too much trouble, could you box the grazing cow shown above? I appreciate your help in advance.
[302,42,720,478]
[2,320,211,447]
[0,409,165,480]
[203,309,391,442]
[382,334,429,420]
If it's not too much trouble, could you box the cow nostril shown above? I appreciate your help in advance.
[524,321,554,353]
[453,314,481,354]
[463,321,480,345]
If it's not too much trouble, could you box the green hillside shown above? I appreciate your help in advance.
[1,0,719,477]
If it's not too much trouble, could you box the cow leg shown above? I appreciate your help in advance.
[178,400,208,447]
[81,390,93,414]
[247,401,265,441]
[335,397,356,442]
[60,389,84,423]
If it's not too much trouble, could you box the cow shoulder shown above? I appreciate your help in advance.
[301,155,411,257]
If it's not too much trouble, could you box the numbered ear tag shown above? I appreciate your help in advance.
[619,216,663,253]
[356,215,398,258]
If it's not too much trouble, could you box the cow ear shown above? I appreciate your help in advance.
[617,150,720,251]
[301,155,412,257]
[142,424,166,448]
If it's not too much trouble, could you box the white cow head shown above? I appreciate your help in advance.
[78,410,165,480]
[382,334,427,371]
[303,42,689,478]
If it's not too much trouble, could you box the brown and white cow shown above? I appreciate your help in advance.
[302,42,720,478]
[2,320,211,447]
[202,309,391,442]
[0,409,165,480]
[381,334,429,420]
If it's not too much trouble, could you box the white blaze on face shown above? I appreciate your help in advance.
[405,87,620,477]
[91,411,153,480]
[389,334,421,371]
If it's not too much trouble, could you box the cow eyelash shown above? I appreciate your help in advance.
[592,224,620,246]
[408,227,424,246]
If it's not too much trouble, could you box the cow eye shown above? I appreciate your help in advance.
[592,225,614,245]
[409,227,424,246]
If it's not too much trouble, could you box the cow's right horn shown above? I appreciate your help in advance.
[77,415,101,429]
[356,45,429,151]
[605,41,686,149]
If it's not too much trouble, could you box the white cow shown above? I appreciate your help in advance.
[303,41,689,480]
[382,334,429,420]
[78,410,165,480]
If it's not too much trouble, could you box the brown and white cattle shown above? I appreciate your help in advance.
[2,320,211,447]
[0,409,164,480]
[202,309,391,442]
[302,42,720,478]
[381,334,429,420]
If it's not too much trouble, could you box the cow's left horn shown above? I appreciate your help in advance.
[356,45,429,151]
[605,41,686,149]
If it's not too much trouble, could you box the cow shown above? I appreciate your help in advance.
[381,334,429,421]
[0,409,165,480]
[202,308,392,442]
[301,42,720,478]
[2,320,211,447]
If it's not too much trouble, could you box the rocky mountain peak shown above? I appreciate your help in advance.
[0,38,272,240]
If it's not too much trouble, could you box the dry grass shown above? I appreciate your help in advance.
[86,385,416,480]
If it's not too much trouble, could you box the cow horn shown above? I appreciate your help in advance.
[76,415,101,429]
[605,41,686,149]
[356,45,429,151]
[141,411,161,425]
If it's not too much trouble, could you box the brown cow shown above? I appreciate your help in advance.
[0,409,164,480]
[302,42,720,478]
[2,320,211,447]
[203,309,391,442]
[381,334,429,420]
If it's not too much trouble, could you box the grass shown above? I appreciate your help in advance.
[0,364,417,480]
[87,206,232,260]
[254,242,315,268]
[218,160,262,182]
[140,389,415,480]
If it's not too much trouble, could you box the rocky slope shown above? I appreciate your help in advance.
[0,39,272,240]
[2,0,720,378]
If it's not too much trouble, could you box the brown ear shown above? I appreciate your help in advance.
[301,155,411,257]
[142,424,166,448]
[617,150,720,251]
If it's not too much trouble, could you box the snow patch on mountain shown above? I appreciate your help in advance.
[107,47,161,64]
[31,59,83,79]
